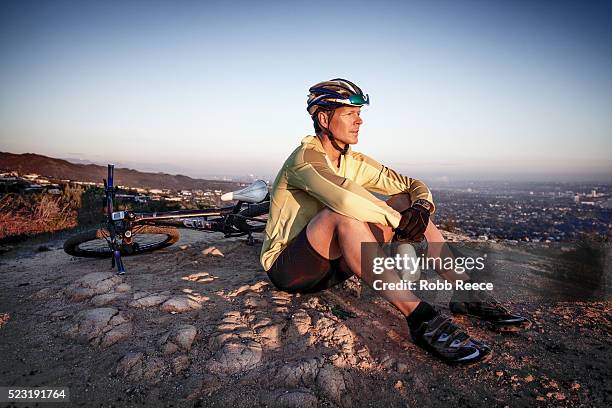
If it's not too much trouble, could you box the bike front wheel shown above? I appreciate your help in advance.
[63,225,180,258]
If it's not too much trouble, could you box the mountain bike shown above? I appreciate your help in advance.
[63,164,270,274]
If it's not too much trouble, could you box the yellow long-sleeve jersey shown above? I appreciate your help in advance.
[260,135,434,271]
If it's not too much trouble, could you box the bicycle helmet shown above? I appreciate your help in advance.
[307,78,369,154]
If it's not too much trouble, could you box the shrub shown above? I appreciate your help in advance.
[0,193,77,239]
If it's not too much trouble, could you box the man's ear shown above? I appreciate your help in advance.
[317,111,329,128]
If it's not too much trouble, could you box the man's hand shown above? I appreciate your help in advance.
[394,203,431,241]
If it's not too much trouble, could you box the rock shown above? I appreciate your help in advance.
[67,288,99,302]
[220,311,244,325]
[115,283,131,293]
[208,312,250,346]
[158,324,197,355]
[160,296,202,313]
[163,342,179,355]
[116,352,144,380]
[244,295,268,308]
[209,332,240,349]
[202,246,224,257]
[65,273,122,301]
[291,310,312,335]
[173,355,190,374]
[394,380,404,390]
[316,365,352,407]
[110,312,128,324]
[101,323,132,348]
[252,317,273,329]
[91,293,121,306]
[276,359,321,388]
[173,325,198,351]
[182,272,215,283]
[31,287,57,300]
[396,362,408,374]
[64,307,116,340]
[129,293,170,309]
[205,341,262,375]
[78,272,123,291]
[132,291,148,299]
[249,281,269,292]
[64,308,132,347]
[256,323,283,349]
[142,357,167,384]
[228,285,251,297]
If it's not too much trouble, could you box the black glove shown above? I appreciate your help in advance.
[394,203,430,242]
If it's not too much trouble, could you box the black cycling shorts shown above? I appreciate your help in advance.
[266,227,353,294]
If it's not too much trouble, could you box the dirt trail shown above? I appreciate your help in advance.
[0,230,610,407]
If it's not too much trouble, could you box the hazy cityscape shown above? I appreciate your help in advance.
[1,168,610,243]
[432,182,611,242]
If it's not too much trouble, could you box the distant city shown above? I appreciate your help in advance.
[1,170,610,242]
[432,182,611,242]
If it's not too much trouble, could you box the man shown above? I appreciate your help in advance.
[260,78,529,365]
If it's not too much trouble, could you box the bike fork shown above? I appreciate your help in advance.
[113,249,125,275]
[106,164,126,275]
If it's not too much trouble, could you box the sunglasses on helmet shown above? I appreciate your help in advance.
[328,94,370,106]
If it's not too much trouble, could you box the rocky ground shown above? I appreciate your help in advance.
[0,230,610,407]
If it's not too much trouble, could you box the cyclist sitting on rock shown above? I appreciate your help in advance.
[260,78,530,365]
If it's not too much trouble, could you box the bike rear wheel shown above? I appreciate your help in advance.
[63,225,180,258]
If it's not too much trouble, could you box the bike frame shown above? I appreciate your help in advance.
[102,164,266,274]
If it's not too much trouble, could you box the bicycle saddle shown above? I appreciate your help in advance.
[221,180,268,203]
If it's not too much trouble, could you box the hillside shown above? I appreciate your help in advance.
[0,152,241,191]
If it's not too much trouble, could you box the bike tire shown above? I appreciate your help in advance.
[63,225,180,258]
[233,201,270,233]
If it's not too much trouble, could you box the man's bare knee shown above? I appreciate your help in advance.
[307,208,363,259]
[313,208,360,228]
[317,208,392,242]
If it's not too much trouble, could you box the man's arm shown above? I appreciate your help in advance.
[350,152,435,213]
[288,148,402,228]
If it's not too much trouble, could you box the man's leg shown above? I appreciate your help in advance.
[305,192,470,310]
[306,192,452,315]
[306,206,420,317]
[411,198,531,332]
[305,196,492,364]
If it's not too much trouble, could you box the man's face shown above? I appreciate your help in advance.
[325,106,363,145]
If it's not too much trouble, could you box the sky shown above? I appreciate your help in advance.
[0,0,611,183]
